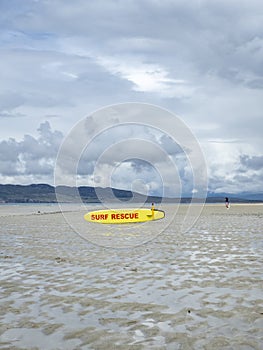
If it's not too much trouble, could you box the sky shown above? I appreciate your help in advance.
[0,0,263,197]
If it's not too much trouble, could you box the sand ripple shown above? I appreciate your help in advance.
[0,204,262,349]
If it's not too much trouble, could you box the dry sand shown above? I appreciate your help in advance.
[0,203,262,349]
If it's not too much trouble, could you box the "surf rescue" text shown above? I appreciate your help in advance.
[91,212,139,221]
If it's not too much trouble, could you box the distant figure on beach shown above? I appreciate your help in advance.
[151,202,155,216]
[225,197,230,209]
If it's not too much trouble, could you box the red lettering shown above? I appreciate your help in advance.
[109,212,140,220]
[91,213,108,220]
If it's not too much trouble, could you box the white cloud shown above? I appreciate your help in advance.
[0,121,63,184]
[95,56,194,98]
[0,0,263,194]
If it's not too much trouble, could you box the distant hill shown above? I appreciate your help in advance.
[0,184,162,204]
[0,184,262,203]
[0,184,57,203]
[207,191,263,203]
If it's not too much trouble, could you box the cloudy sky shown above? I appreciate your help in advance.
[0,0,263,196]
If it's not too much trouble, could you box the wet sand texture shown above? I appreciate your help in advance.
[0,204,263,349]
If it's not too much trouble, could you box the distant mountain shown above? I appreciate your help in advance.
[0,184,262,203]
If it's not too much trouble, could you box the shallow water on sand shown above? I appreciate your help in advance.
[0,204,262,349]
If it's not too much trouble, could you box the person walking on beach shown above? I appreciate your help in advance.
[225,197,230,209]
[151,202,155,216]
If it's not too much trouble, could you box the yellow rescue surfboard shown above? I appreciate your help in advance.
[84,208,165,224]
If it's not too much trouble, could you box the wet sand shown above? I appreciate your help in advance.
[0,203,262,349]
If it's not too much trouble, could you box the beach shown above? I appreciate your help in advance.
[0,203,262,349]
